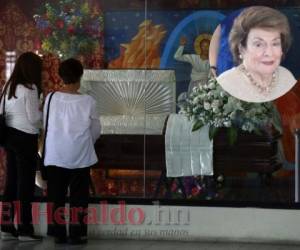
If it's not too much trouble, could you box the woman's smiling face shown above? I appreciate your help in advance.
[240,28,283,79]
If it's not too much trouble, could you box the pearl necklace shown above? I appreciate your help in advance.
[239,64,276,94]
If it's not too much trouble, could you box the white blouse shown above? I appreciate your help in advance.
[0,84,42,134]
[43,92,101,169]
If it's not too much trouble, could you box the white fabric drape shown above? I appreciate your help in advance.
[165,114,213,177]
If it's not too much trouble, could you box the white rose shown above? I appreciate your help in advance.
[208,81,215,89]
[212,107,219,113]
[219,91,226,97]
[211,100,219,108]
[223,121,232,127]
[204,102,211,110]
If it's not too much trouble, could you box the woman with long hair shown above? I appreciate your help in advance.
[0,52,43,241]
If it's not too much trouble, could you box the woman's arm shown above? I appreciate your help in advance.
[25,85,42,126]
[90,99,101,143]
[209,24,221,77]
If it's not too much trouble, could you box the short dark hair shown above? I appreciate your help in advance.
[58,58,83,84]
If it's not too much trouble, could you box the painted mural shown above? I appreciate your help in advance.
[101,7,300,201]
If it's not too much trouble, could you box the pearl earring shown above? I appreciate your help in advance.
[239,54,243,60]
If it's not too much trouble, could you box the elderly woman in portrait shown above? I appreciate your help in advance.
[209,6,300,165]
[216,6,297,103]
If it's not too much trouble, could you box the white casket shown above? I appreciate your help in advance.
[80,69,176,135]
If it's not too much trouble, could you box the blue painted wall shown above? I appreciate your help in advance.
[104,8,300,99]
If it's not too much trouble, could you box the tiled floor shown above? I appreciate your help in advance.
[1,239,300,250]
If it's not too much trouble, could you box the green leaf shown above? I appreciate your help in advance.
[270,104,283,133]
[209,126,219,140]
[227,127,238,146]
[192,121,203,132]
[253,128,263,136]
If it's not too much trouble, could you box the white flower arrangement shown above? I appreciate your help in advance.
[179,77,280,143]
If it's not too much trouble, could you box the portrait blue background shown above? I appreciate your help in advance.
[104,8,300,100]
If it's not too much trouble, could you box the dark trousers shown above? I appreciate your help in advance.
[47,166,90,239]
[1,127,38,235]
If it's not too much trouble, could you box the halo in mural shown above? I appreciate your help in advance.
[194,33,212,57]
[160,11,225,68]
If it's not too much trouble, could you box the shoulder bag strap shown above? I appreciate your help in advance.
[41,91,56,161]
[0,83,10,115]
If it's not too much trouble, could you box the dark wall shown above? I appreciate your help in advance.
[1,0,299,14]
